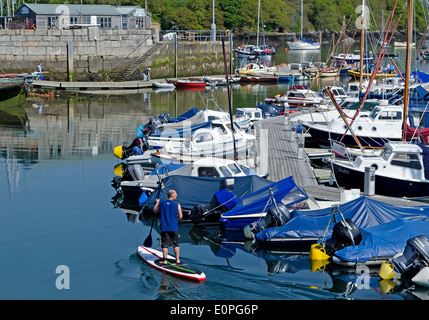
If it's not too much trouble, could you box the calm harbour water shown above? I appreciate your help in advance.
[1,43,428,302]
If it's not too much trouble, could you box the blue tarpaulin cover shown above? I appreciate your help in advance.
[214,189,237,210]
[334,219,429,262]
[255,196,429,241]
[149,121,212,139]
[169,107,199,123]
[141,175,274,212]
[222,176,307,218]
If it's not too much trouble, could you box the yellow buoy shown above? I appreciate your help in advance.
[378,260,398,280]
[309,243,331,260]
[114,145,124,159]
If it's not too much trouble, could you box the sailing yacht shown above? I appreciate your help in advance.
[287,0,320,50]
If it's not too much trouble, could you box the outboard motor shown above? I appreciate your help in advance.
[324,219,362,256]
[243,203,293,239]
[121,136,150,159]
[189,188,236,224]
[379,235,429,284]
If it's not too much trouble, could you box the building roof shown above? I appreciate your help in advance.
[15,4,147,16]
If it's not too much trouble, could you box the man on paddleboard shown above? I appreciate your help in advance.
[154,190,183,264]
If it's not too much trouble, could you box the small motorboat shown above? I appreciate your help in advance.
[114,157,253,201]
[267,85,323,107]
[252,197,429,251]
[152,81,175,89]
[168,78,207,89]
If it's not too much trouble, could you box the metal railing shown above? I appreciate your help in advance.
[160,29,230,42]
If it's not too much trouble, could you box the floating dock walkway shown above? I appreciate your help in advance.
[254,115,425,207]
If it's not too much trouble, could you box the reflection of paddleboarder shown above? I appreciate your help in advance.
[154,190,183,264]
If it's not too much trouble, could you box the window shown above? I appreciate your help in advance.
[136,17,145,29]
[379,111,402,120]
[48,17,56,28]
[100,17,112,29]
[219,166,232,177]
[198,167,220,177]
[390,153,422,169]
[70,16,78,25]
[228,163,242,174]
[82,17,91,25]
[194,132,213,143]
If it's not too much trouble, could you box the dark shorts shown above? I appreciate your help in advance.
[161,231,179,248]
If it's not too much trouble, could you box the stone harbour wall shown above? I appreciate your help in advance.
[0,27,155,80]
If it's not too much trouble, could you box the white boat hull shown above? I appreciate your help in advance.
[287,41,320,50]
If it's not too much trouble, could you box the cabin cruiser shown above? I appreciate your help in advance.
[267,85,323,107]
[150,120,256,165]
[325,142,429,198]
[115,158,251,199]
[114,110,232,165]
[234,107,265,129]
[302,102,405,148]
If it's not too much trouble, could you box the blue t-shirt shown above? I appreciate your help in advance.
[159,200,179,232]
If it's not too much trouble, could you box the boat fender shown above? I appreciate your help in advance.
[309,243,331,260]
[114,145,124,159]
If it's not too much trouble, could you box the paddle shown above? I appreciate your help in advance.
[143,216,155,247]
[143,180,163,247]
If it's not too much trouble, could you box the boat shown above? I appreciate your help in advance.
[325,142,429,198]
[252,196,429,251]
[137,246,206,281]
[115,158,252,200]
[152,81,175,89]
[379,234,429,288]
[234,107,265,129]
[0,78,25,101]
[266,85,323,107]
[347,68,398,79]
[301,102,407,148]
[140,174,275,216]
[114,109,230,163]
[235,62,271,75]
[233,45,259,59]
[331,219,429,267]
[287,0,319,50]
[219,176,308,230]
[167,78,207,89]
[394,41,415,47]
[239,75,278,83]
[204,75,240,86]
[332,50,373,65]
[149,120,257,166]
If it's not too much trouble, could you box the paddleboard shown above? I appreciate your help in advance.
[137,246,206,282]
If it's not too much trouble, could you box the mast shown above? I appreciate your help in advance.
[403,0,412,140]
[257,0,260,47]
[300,0,303,41]
[359,0,365,92]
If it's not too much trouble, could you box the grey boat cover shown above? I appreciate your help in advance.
[255,196,429,242]
[141,174,274,212]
